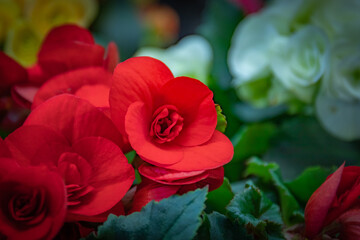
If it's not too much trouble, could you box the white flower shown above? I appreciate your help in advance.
[269,26,329,103]
[135,35,212,84]
[316,40,360,141]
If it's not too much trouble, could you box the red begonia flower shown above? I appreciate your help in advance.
[110,57,233,171]
[5,125,134,222]
[0,158,66,239]
[2,24,119,108]
[130,167,223,213]
[305,164,360,238]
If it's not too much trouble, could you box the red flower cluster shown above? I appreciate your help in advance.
[305,164,360,240]
[0,25,234,238]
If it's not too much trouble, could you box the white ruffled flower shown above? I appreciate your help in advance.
[135,35,212,84]
[316,40,360,141]
[269,26,329,103]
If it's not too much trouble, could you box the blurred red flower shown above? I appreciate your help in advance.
[4,94,134,222]
[5,24,119,109]
[0,158,66,240]
[305,164,360,239]
[110,56,233,172]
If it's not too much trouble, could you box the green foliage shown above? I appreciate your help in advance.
[232,123,277,162]
[245,158,303,226]
[85,188,207,240]
[264,117,360,180]
[285,166,333,204]
[215,104,227,133]
[206,178,234,214]
[226,182,284,239]
[207,212,252,240]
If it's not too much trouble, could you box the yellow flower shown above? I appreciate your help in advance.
[4,20,41,66]
[0,0,20,42]
[26,0,98,37]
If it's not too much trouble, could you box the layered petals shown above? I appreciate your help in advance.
[158,77,217,146]
[0,159,66,240]
[67,137,134,219]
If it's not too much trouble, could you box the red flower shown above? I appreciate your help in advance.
[109,57,233,171]
[0,158,66,239]
[7,24,118,109]
[305,164,360,239]
[130,166,224,213]
[4,94,134,222]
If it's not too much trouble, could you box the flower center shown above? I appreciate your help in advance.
[150,105,184,143]
[8,188,46,225]
[57,152,94,206]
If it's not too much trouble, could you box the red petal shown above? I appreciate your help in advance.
[67,137,134,217]
[110,56,174,135]
[337,209,360,240]
[0,138,11,158]
[5,125,70,166]
[27,64,46,85]
[0,163,66,240]
[41,25,95,47]
[11,85,39,108]
[158,77,217,146]
[166,131,234,171]
[104,42,119,73]
[138,164,208,185]
[0,52,27,89]
[325,167,360,225]
[24,94,126,149]
[68,200,125,223]
[305,163,345,238]
[129,179,180,213]
[125,101,183,166]
[32,67,112,109]
[38,42,105,81]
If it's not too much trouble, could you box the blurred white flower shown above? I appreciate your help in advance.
[135,35,212,84]
[316,41,360,141]
[270,26,329,103]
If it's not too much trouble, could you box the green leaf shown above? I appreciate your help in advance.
[125,151,136,163]
[245,158,303,226]
[215,104,227,133]
[207,212,253,240]
[206,178,234,214]
[264,116,360,180]
[226,182,284,239]
[232,123,277,162]
[85,188,208,240]
[285,166,333,204]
